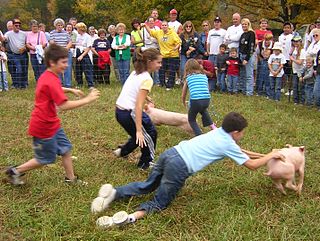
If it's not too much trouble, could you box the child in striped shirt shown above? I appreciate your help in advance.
[182,59,216,136]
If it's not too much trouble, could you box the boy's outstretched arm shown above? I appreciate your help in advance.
[62,87,85,98]
[243,151,284,170]
[241,148,265,159]
[59,88,100,111]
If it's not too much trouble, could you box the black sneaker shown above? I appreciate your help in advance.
[5,166,25,185]
[64,176,88,186]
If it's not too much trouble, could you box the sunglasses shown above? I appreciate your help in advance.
[14,23,21,26]
[314,34,319,37]
[202,24,208,27]
[186,25,192,28]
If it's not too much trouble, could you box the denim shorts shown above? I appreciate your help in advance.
[32,128,72,165]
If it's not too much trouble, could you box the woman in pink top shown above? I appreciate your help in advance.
[26,20,47,81]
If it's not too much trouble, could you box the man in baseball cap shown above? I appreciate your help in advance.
[214,16,222,22]
[168,8,182,34]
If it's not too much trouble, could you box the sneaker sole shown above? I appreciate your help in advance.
[112,211,128,225]
[96,216,114,228]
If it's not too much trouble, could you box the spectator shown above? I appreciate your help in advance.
[6,21,13,32]
[308,18,320,45]
[0,42,8,91]
[306,29,320,62]
[226,47,241,94]
[131,19,144,49]
[143,21,182,90]
[224,13,243,50]
[50,18,73,87]
[314,43,320,111]
[89,26,99,82]
[69,17,78,30]
[0,18,28,89]
[256,33,273,97]
[143,16,160,85]
[65,23,77,58]
[216,43,228,92]
[207,16,226,66]
[255,18,272,44]
[168,9,182,34]
[26,19,47,81]
[39,23,50,42]
[304,23,316,50]
[111,23,131,85]
[200,20,211,60]
[107,25,120,82]
[299,57,314,106]
[92,28,111,84]
[196,54,216,92]
[239,18,256,96]
[268,42,286,101]
[74,22,94,88]
[180,21,203,76]
[290,35,306,105]
[149,9,162,29]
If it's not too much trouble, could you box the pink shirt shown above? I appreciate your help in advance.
[26,31,47,54]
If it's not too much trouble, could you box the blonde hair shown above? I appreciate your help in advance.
[75,22,87,32]
[116,23,126,32]
[241,18,254,32]
[202,20,211,30]
[265,33,273,41]
[184,59,204,80]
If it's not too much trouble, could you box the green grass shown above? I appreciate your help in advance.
[1,77,320,241]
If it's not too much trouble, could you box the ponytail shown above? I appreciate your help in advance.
[134,47,161,74]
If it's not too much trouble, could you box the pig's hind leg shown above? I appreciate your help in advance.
[273,179,287,195]
[296,165,305,195]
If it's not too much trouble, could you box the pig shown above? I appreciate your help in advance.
[264,144,305,195]
[144,103,194,134]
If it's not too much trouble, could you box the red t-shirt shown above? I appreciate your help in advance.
[28,70,67,138]
[202,60,216,79]
[227,57,240,76]
[255,29,273,42]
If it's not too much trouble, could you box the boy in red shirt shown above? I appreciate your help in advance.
[226,48,241,94]
[5,44,100,185]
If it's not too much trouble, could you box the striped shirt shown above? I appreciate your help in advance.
[186,73,210,100]
[49,30,70,47]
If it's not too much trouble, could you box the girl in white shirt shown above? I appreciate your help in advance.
[114,47,162,170]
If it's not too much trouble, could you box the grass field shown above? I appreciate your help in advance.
[1,77,320,241]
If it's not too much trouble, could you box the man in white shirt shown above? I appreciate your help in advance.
[168,9,182,34]
[207,16,226,65]
[224,13,243,50]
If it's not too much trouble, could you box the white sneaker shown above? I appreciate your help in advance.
[113,148,121,157]
[96,216,114,229]
[91,184,116,214]
[112,211,129,225]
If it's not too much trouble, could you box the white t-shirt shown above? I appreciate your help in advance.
[168,20,182,33]
[306,41,320,62]
[75,32,93,62]
[224,24,243,49]
[268,53,286,77]
[291,48,306,74]
[278,33,293,60]
[0,51,7,72]
[143,26,160,49]
[116,71,153,110]
[207,28,226,55]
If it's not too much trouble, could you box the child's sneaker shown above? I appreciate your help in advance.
[96,216,114,229]
[113,148,121,157]
[5,166,25,185]
[112,211,129,225]
[91,184,116,214]
[64,176,88,186]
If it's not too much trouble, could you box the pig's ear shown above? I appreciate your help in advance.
[299,146,305,152]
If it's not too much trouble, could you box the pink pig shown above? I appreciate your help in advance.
[144,103,193,134]
[265,144,305,195]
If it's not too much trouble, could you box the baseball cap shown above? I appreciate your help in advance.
[170,9,178,14]
[214,16,222,22]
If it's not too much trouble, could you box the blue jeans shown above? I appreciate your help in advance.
[239,54,255,95]
[314,74,320,108]
[75,53,94,88]
[0,71,8,90]
[7,52,29,88]
[180,55,188,77]
[153,71,160,85]
[30,54,46,82]
[159,57,179,88]
[59,51,73,87]
[115,147,190,213]
[256,59,270,96]
[305,83,314,106]
[269,76,282,101]
[292,74,305,104]
[115,108,157,168]
[117,59,130,85]
[208,78,216,92]
[217,72,226,92]
[208,54,217,66]
[227,75,239,93]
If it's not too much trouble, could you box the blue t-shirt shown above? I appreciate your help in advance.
[92,38,111,52]
[174,127,249,174]
[186,73,210,100]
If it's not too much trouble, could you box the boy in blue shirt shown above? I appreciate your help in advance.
[91,112,284,228]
